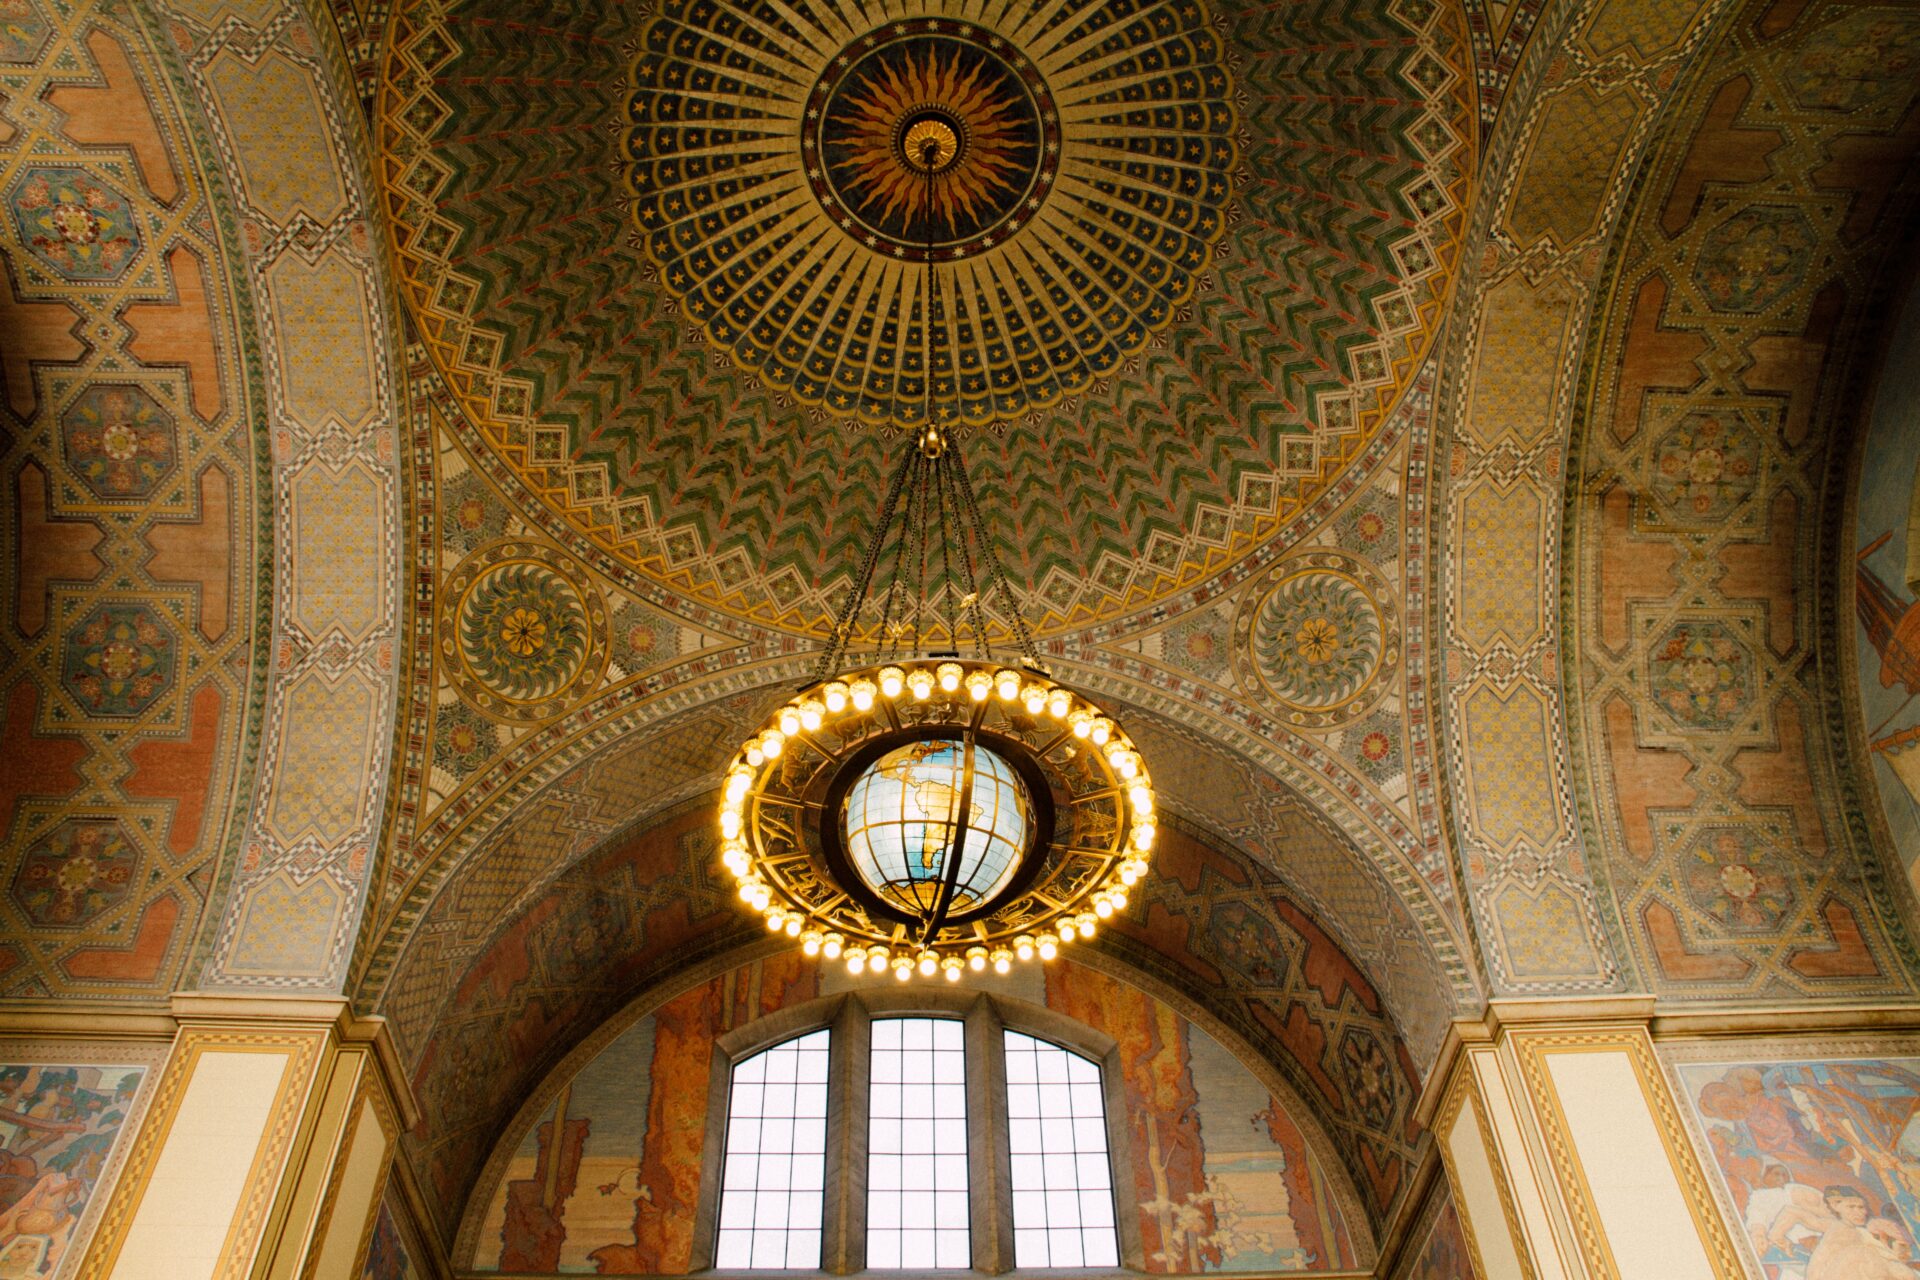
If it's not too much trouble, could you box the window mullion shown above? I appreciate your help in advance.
[965,996,1015,1274]
[823,998,871,1274]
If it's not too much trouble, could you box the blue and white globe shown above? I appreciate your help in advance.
[843,739,1032,914]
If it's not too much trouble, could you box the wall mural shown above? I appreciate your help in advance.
[1396,1192,1470,1280]
[362,1193,423,1280]
[1853,276,1920,901]
[1676,1056,1920,1280]
[0,1062,147,1278]
[464,957,1353,1274]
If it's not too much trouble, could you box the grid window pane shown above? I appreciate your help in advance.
[869,1017,970,1268]
[1003,1031,1120,1269]
[715,1029,831,1269]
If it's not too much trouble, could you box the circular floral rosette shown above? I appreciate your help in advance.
[441,540,611,723]
[1232,551,1400,729]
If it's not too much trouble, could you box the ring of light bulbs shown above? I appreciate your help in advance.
[720,658,1155,982]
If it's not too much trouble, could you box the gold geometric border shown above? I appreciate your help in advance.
[306,1053,401,1280]
[1507,1026,1743,1280]
[1430,1052,1540,1280]
[74,1027,328,1280]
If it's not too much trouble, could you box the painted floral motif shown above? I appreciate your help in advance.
[443,542,610,722]
[1348,711,1403,785]
[8,168,141,281]
[1693,206,1816,315]
[441,471,509,556]
[62,602,177,717]
[1681,826,1796,932]
[1252,572,1382,709]
[1334,495,1395,555]
[612,599,680,673]
[1158,610,1232,682]
[1207,901,1286,986]
[460,563,591,700]
[432,701,502,776]
[1786,9,1919,113]
[0,0,52,64]
[61,384,178,501]
[1651,409,1761,524]
[1648,620,1756,731]
[11,821,140,927]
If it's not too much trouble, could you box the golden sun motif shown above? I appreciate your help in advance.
[829,46,1034,239]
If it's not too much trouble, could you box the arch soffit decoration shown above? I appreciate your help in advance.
[362,658,1472,1074]
[391,801,1425,1247]
[452,963,1383,1271]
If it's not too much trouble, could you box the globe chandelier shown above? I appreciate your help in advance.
[718,121,1157,982]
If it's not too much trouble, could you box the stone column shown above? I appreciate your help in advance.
[1421,998,1742,1280]
[72,994,415,1280]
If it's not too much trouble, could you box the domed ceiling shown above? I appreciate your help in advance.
[378,0,1473,635]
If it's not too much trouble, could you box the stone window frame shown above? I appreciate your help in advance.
[691,988,1147,1276]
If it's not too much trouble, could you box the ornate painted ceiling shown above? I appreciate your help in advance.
[377,0,1476,636]
[5,0,1920,1263]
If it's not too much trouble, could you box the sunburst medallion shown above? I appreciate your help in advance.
[628,0,1236,426]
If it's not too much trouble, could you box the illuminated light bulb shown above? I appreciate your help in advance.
[779,705,802,736]
[870,947,891,972]
[1090,718,1114,746]
[1116,752,1140,780]
[1109,886,1129,911]
[824,682,850,713]
[1129,784,1153,813]
[1069,710,1093,738]
[1094,895,1114,919]
[850,679,877,711]
[726,771,751,802]
[766,909,786,932]
[937,662,963,693]
[845,947,867,975]
[1047,688,1073,719]
[719,809,742,840]
[942,957,963,982]
[737,877,760,901]
[966,947,988,972]
[800,700,824,732]
[1056,920,1077,942]
[823,933,844,961]
[1014,935,1035,962]
[907,668,934,700]
[917,951,938,977]
[802,931,822,956]
[1021,684,1046,714]
[995,668,1022,700]
[1133,823,1157,851]
[1075,913,1098,937]
[722,848,749,877]
[879,666,905,699]
[1037,933,1059,961]
[750,885,772,912]
[1119,864,1141,887]
[746,744,765,767]
[759,729,785,758]
[965,671,993,701]
[785,916,804,938]
[892,956,913,981]
[1103,740,1127,765]
[991,950,1013,975]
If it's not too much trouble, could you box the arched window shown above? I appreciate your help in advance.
[696,997,1132,1273]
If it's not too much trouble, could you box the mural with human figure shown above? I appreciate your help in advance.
[0,1062,146,1278]
[466,956,1355,1273]
[1677,1056,1920,1280]
[362,1193,422,1279]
